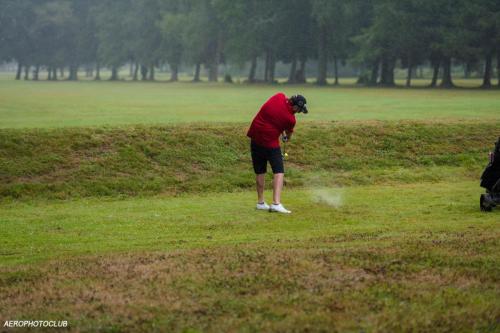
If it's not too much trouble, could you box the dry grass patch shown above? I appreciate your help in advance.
[1,242,498,332]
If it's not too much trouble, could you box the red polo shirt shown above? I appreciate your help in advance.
[247,93,296,148]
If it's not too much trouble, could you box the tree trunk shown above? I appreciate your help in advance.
[333,56,339,85]
[193,63,201,82]
[33,65,40,81]
[208,60,218,82]
[148,64,155,81]
[369,60,379,85]
[379,56,395,86]
[406,64,412,87]
[497,52,500,87]
[141,65,148,80]
[48,67,52,80]
[133,62,139,81]
[15,63,22,80]
[264,51,270,82]
[23,65,30,80]
[52,67,58,80]
[440,57,454,88]
[430,61,440,87]
[129,62,134,77]
[170,64,178,81]
[59,67,64,78]
[268,52,276,83]
[316,26,327,86]
[481,52,492,88]
[296,59,306,83]
[248,56,257,83]
[95,63,101,80]
[208,34,222,82]
[110,66,118,81]
[288,57,297,83]
[68,64,78,81]
[464,63,471,79]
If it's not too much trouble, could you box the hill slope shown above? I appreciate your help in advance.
[1,121,498,200]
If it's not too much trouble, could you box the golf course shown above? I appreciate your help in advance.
[1,77,499,332]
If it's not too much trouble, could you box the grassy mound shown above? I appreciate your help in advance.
[1,121,498,200]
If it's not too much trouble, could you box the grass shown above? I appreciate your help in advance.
[1,121,499,200]
[1,76,500,128]
[0,182,499,331]
[1,77,499,331]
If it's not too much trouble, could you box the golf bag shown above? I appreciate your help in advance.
[480,137,500,211]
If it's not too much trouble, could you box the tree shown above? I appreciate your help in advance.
[31,0,75,80]
[128,0,162,81]
[0,0,37,79]
[159,0,190,82]
[394,0,431,87]
[94,0,134,80]
[354,0,401,86]
[214,0,273,83]
[311,0,349,85]
[427,0,469,88]
[350,0,379,85]
[462,0,500,88]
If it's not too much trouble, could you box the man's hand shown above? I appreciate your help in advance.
[282,131,292,142]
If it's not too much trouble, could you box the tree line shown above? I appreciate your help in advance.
[1,0,499,87]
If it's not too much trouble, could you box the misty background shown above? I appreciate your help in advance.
[1,0,499,87]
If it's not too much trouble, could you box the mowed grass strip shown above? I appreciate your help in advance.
[1,121,498,200]
[0,181,498,266]
[1,79,500,128]
[0,181,498,332]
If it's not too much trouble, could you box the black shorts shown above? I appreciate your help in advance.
[251,141,284,174]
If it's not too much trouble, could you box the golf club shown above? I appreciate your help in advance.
[281,134,289,187]
[281,134,289,161]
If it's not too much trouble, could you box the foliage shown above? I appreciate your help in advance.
[1,0,499,86]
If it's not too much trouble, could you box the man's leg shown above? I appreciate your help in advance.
[272,173,284,204]
[268,151,291,213]
[256,173,265,203]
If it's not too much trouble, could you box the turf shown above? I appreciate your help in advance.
[1,78,500,128]
[1,121,499,200]
[1,182,499,331]
[1,77,499,331]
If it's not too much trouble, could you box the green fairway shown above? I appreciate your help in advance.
[0,181,498,266]
[1,182,499,331]
[1,77,500,128]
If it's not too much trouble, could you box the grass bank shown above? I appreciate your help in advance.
[1,121,498,200]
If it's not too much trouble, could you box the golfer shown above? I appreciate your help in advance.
[247,93,308,213]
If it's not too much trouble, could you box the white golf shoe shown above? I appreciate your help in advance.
[256,202,270,210]
[269,203,291,214]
